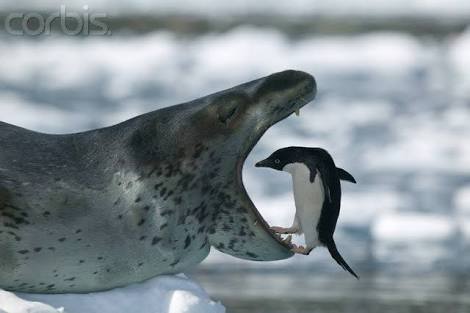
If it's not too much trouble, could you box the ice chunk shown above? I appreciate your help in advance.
[0,289,63,313]
[1,275,224,313]
[372,213,455,242]
[455,185,470,214]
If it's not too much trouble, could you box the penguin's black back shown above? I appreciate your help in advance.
[302,148,342,242]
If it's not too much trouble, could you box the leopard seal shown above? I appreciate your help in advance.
[0,70,316,293]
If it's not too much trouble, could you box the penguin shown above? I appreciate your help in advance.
[255,146,358,279]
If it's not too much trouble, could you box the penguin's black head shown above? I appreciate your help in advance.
[255,146,325,171]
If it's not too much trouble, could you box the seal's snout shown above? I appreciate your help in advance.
[277,70,316,93]
[256,70,317,99]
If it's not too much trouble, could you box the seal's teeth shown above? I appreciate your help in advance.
[295,109,300,116]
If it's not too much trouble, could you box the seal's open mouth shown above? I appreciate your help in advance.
[238,72,317,253]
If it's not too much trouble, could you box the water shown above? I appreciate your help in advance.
[191,272,470,313]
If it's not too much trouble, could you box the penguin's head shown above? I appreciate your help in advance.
[255,146,312,172]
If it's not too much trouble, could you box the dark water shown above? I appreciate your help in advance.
[191,271,470,313]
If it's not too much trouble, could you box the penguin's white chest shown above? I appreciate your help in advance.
[283,162,325,248]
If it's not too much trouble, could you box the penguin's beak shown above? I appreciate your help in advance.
[255,158,270,168]
[326,240,359,279]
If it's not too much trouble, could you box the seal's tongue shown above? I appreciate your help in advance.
[327,239,359,279]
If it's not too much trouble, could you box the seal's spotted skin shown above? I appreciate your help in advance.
[0,70,316,293]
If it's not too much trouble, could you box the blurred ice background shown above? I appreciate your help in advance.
[0,1,470,312]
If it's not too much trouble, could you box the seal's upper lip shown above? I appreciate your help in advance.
[239,73,316,251]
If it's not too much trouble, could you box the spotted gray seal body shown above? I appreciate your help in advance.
[0,70,316,293]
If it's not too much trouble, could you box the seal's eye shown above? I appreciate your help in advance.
[274,159,280,164]
[210,92,249,127]
[217,104,238,125]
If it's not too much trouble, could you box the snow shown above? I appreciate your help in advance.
[372,213,455,242]
[450,27,470,96]
[0,275,225,313]
[0,291,62,313]
[371,213,457,269]
[455,185,470,214]
[455,186,470,239]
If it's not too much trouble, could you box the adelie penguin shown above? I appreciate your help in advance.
[256,146,359,279]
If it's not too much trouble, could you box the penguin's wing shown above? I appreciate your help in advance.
[336,168,356,184]
[316,164,333,203]
[304,159,318,183]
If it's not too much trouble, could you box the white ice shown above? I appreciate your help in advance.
[0,275,225,313]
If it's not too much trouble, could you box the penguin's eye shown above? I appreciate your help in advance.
[274,159,280,164]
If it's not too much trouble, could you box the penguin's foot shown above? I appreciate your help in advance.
[282,235,293,245]
[270,226,298,234]
[291,244,312,255]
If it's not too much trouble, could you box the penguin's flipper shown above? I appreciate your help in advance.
[337,168,356,184]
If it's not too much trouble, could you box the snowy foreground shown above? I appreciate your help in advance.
[0,275,225,313]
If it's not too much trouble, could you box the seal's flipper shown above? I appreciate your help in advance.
[337,168,356,184]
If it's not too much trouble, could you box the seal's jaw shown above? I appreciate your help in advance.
[238,73,315,254]
[208,70,316,261]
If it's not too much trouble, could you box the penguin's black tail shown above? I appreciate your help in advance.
[327,240,359,279]
[337,168,357,184]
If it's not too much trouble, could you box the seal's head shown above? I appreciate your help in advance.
[193,69,315,146]
[128,70,316,262]
[183,70,316,260]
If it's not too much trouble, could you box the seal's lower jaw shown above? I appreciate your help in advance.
[237,90,315,258]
